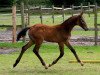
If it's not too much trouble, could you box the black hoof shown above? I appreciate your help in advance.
[13,63,16,68]
[48,64,52,67]
[45,66,48,69]
[13,60,19,68]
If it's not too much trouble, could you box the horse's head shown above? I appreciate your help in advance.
[77,12,89,31]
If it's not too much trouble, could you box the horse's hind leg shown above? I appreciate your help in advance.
[13,40,33,67]
[33,41,48,69]
[65,42,84,66]
[49,42,64,67]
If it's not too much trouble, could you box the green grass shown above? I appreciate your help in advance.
[0,13,21,25]
[0,42,100,75]
[1,13,100,27]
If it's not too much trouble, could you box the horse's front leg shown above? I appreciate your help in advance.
[65,42,84,66]
[33,43,48,69]
[13,40,33,67]
[49,42,64,67]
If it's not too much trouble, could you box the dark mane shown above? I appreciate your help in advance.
[61,15,78,25]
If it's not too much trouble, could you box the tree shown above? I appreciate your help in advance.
[0,0,100,7]
[0,0,13,6]
[50,0,100,7]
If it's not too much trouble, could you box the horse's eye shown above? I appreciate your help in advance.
[81,19,84,23]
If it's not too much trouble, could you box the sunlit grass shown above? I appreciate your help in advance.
[0,43,100,75]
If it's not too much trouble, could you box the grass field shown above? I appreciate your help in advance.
[1,13,100,27]
[0,42,100,75]
[0,12,100,75]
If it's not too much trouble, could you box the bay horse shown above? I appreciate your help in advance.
[13,12,88,69]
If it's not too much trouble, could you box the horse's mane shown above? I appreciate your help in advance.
[61,15,78,25]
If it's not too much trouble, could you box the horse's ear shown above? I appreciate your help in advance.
[80,11,83,16]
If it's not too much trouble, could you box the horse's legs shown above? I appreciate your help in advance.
[49,42,64,67]
[13,40,33,67]
[33,42,48,69]
[65,42,84,66]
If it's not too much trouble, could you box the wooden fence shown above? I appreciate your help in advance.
[0,3,100,45]
[21,3,100,45]
[27,3,95,24]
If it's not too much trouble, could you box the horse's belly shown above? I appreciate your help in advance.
[44,38,57,42]
[44,35,67,43]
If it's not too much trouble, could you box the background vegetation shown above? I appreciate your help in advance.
[0,0,100,7]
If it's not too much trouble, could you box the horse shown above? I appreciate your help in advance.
[13,12,88,69]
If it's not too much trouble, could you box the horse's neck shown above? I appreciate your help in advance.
[60,20,76,33]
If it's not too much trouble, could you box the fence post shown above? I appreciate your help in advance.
[88,2,90,17]
[72,5,74,16]
[12,4,16,43]
[27,5,30,26]
[52,5,54,23]
[94,3,98,45]
[40,5,43,24]
[81,3,83,11]
[20,1,25,42]
[25,13,28,27]
[62,5,64,22]
[21,1,25,28]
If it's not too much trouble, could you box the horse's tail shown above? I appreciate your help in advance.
[17,27,30,41]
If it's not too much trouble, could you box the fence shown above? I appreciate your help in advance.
[0,3,100,45]
[27,3,95,24]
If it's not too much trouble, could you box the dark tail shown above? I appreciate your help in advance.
[17,27,30,41]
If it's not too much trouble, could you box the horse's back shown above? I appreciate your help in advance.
[29,24,54,33]
[29,24,54,36]
[28,24,62,42]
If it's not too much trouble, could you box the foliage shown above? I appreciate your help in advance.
[50,0,100,7]
[0,0,13,6]
[0,0,100,7]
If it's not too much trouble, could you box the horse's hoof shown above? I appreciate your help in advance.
[13,64,16,68]
[80,62,84,66]
[48,64,52,67]
[81,63,84,66]
[45,66,48,69]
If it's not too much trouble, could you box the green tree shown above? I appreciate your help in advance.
[0,0,100,7]
[0,0,12,6]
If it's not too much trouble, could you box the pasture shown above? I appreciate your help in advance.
[0,42,100,75]
[0,13,99,26]
[0,12,100,75]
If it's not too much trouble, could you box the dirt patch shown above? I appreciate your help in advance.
[0,30,100,46]
[0,47,19,54]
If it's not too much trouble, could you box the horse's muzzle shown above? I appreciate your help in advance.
[84,28,89,31]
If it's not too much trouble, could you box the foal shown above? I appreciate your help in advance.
[13,12,88,69]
